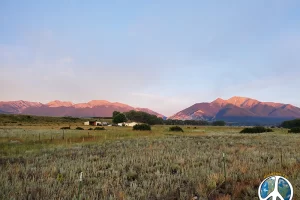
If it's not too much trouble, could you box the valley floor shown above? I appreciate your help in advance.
[0,125,299,199]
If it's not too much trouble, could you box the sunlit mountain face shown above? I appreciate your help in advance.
[0,100,165,118]
[169,96,300,124]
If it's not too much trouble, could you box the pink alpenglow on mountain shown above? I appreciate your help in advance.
[0,100,42,114]
[47,100,74,107]
[0,100,165,118]
[169,96,300,122]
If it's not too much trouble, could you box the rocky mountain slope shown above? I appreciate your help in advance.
[169,96,300,123]
[0,100,165,118]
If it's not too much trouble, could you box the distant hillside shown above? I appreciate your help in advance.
[0,100,165,118]
[169,96,300,124]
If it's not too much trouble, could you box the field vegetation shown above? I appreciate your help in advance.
[0,116,299,199]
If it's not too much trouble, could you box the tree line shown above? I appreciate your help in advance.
[113,110,163,125]
[164,119,225,126]
[281,119,300,128]
[281,119,300,133]
[112,110,225,126]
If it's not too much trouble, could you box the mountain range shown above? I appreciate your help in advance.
[0,100,165,118]
[1,97,300,124]
[169,96,300,124]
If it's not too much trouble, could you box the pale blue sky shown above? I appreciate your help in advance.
[1,0,300,116]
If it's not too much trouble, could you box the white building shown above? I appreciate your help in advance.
[117,122,139,127]
[95,122,102,126]
[102,122,108,126]
[125,122,139,127]
[118,123,125,126]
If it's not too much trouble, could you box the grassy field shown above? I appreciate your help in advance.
[0,114,113,126]
[0,124,299,200]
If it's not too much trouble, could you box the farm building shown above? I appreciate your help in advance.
[95,122,102,126]
[84,121,109,126]
[84,121,97,126]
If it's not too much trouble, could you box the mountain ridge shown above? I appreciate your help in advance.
[0,100,165,118]
[1,97,299,124]
[169,96,300,124]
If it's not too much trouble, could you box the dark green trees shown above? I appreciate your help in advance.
[112,110,163,125]
[288,127,300,133]
[281,119,300,128]
[125,110,163,125]
[281,119,300,133]
[112,111,121,118]
[212,121,226,126]
[112,113,127,124]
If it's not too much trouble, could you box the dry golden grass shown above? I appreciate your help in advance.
[0,125,298,199]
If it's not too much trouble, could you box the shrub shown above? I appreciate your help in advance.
[169,126,184,132]
[133,124,151,131]
[75,127,84,130]
[288,127,300,133]
[240,126,273,134]
[94,127,105,130]
[60,127,70,130]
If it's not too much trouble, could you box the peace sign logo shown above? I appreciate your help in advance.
[258,176,293,200]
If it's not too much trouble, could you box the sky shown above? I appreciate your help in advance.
[1,0,300,116]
